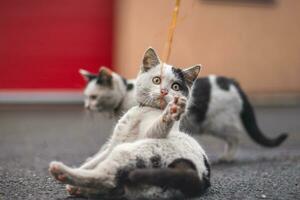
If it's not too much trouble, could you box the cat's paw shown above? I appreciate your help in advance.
[164,96,187,121]
[66,185,82,196]
[217,155,235,164]
[49,161,70,183]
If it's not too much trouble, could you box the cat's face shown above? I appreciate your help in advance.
[136,47,201,108]
[80,67,124,112]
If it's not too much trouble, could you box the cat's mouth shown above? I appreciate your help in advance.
[158,99,167,108]
[156,96,170,109]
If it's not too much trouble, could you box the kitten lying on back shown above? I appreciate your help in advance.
[80,48,288,162]
[49,48,210,199]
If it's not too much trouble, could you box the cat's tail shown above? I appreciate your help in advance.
[233,80,288,147]
[127,158,210,198]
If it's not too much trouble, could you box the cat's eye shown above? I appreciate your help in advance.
[90,95,97,100]
[171,83,181,91]
[152,76,161,85]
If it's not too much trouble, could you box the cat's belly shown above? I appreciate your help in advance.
[113,132,207,177]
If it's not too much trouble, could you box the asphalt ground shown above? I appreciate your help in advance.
[0,104,299,200]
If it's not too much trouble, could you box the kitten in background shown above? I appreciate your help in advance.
[80,67,136,117]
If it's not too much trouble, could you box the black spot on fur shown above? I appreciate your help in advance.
[96,69,113,87]
[115,168,130,186]
[86,74,97,82]
[202,172,211,189]
[150,155,162,168]
[121,77,134,91]
[171,67,189,97]
[129,158,210,198]
[168,158,197,171]
[136,157,146,168]
[172,68,185,82]
[126,83,134,91]
[96,77,113,87]
[114,167,133,196]
[121,77,127,86]
[203,156,211,178]
[216,76,231,91]
[186,77,211,124]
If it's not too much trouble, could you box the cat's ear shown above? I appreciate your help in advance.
[182,65,202,85]
[141,47,161,72]
[79,69,97,81]
[97,66,113,86]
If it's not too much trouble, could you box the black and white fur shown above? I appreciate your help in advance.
[49,48,210,199]
[80,49,288,162]
[80,66,137,116]
[180,76,288,161]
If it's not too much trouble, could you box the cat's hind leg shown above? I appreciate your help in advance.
[49,161,116,191]
[64,147,112,197]
[66,185,121,198]
[66,185,103,197]
[66,185,82,196]
[219,134,239,162]
[49,145,136,196]
[50,161,124,197]
[79,146,111,169]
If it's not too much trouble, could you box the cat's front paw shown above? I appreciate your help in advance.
[164,96,187,122]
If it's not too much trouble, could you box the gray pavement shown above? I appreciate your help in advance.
[0,105,299,200]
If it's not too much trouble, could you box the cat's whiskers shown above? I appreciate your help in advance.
[143,96,152,106]
[139,95,148,106]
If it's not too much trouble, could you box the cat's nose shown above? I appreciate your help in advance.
[160,89,168,96]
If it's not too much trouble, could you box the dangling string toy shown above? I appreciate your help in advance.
[160,0,181,110]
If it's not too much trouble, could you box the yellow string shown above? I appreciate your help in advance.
[162,0,181,63]
[160,0,181,110]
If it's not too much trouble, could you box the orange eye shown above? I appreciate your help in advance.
[152,76,161,85]
[171,83,181,91]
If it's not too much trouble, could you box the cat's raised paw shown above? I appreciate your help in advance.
[166,96,187,121]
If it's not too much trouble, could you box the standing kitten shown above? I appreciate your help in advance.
[49,48,210,199]
[180,76,288,161]
[80,49,288,162]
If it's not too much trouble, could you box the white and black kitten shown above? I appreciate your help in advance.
[49,48,210,199]
[80,48,288,162]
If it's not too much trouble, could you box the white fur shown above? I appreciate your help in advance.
[197,75,244,160]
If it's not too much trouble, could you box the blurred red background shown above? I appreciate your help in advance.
[0,0,114,90]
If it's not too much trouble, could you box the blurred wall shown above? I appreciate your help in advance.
[0,0,114,90]
[113,0,300,95]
